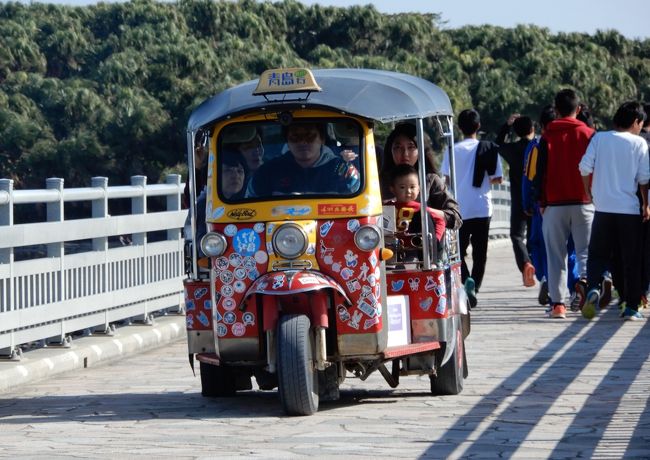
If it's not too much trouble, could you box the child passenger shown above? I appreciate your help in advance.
[384,164,446,262]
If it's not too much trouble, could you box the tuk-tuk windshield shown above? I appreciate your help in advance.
[217,119,363,202]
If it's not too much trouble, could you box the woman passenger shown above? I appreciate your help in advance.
[221,150,248,200]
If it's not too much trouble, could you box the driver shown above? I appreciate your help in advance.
[246,122,360,197]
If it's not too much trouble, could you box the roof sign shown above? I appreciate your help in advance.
[253,67,322,96]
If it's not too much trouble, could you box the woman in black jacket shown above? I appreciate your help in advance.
[380,123,462,231]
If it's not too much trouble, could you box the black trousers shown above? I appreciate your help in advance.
[587,211,644,309]
[459,217,491,291]
[510,206,532,272]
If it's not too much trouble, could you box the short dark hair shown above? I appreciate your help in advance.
[513,116,534,138]
[390,164,419,186]
[539,105,557,129]
[458,109,480,136]
[282,122,327,142]
[554,89,580,117]
[612,101,646,129]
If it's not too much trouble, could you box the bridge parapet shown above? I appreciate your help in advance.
[0,175,187,359]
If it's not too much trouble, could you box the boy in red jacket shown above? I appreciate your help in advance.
[534,89,595,318]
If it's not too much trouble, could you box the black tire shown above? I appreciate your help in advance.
[276,314,319,415]
[430,327,465,395]
[200,361,236,397]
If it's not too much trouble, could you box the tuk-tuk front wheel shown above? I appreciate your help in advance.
[429,327,465,395]
[277,314,319,415]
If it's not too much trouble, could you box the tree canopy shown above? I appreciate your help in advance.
[1,0,648,187]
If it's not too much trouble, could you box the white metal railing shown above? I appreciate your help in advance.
[490,180,511,238]
[0,175,187,359]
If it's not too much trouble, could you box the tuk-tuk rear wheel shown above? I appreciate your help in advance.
[429,327,465,396]
[277,314,319,415]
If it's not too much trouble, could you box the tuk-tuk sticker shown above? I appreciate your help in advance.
[344,250,358,267]
[331,262,342,272]
[272,205,312,217]
[306,244,316,255]
[197,311,209,327]
[224,224,238,236]
[267,223,275,234]
[186,315,194,329]
[391,279,404,291]
[233,280,246,293]
[318,204,357,215]
[222,297,236,311]
[232,323,246,337]
[216,257,229,271]
[223,311,236,324]
[212,207,225,219]
[254,250,268,264]
[436,295,447,315]
[203,300,212,310]
[359,263,369,280]
[408,278,421,291]
[420,297,433,311]
[220,271,234,285]
[253,223,264,233]
[234,267,247,280]
[248,269,259,281]
[348,311,362,329]
[298,276,320,285]
[233,229,260,257]
[186,299,195,311]
[221,285,234,298]
[369,253,378,268]
[227,208,257,220]
[347,219,360,232]
[319,221,334,237]
[340,268,354,280]
[242,312,255,326]
[272,275,285,289]
[217,323,228,337]
[364,317,380,330]
[337,305,351,322]
[229,253,243,267]
[367,274,377,287]
[358,300,377,318]
[243,256,257,270]
[215,311,222,322]
[194,287,208,299]
[346,278,361,292]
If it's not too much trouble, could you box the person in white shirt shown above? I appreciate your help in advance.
[579,101,650,321]
[442,109,503,307]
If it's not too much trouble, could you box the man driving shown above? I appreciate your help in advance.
[246,122,360,197]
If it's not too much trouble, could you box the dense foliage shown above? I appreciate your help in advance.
[1,0,649,188]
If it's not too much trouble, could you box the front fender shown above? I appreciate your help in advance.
[243,270,351,305]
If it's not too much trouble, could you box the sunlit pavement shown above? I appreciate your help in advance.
[0,239,648,459]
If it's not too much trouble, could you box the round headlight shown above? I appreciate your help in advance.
[200,232,227,257]
[272,224,308,259]
[354,225,381,251]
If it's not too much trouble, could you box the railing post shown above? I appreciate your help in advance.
[0,179,16,357]
[165,174,181,241]
[131,175,151,324]
[45,178,69,346]
[165,174,184,314]
[91,177,109,251]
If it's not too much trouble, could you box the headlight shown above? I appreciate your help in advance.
[354,225,381,251]
[200,232,227,257]
[272,223,308,259]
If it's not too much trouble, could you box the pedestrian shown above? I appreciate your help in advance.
[579,101,649,320]
[534,89,595,319]
[496,113,536,288]
[441,109,503,308]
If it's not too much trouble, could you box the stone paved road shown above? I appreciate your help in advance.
[1,242,649,459]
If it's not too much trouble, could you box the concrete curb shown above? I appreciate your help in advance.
[0,315,186,394]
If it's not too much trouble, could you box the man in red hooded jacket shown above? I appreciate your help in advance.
[534,89,596,319]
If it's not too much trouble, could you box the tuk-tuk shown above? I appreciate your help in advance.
[183,68,470,415]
